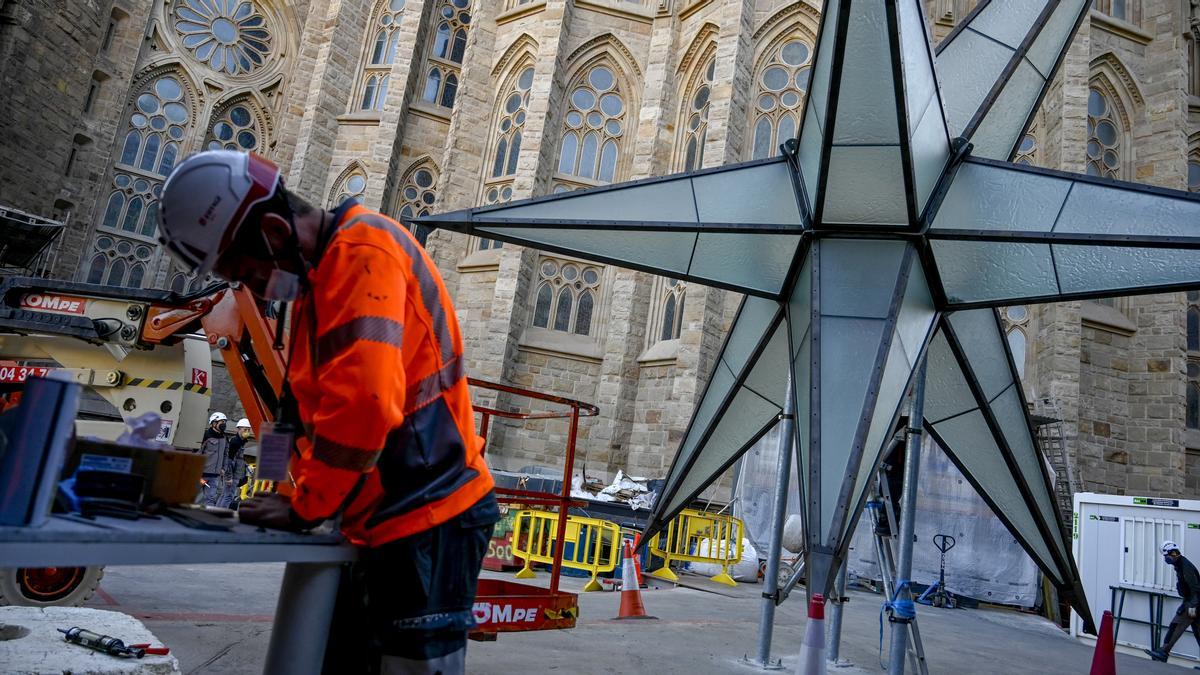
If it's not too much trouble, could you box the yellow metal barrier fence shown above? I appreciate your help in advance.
[511,509,621,592]
[649,509,744,587]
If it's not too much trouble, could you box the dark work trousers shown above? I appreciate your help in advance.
[322,494,498,675]
[1161,602,1200,655]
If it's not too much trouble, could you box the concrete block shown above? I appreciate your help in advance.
[0,606,179,674]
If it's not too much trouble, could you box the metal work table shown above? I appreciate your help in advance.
[1109,584,1173,651]
[0,511,356,674]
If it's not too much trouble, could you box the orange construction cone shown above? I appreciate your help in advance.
[615,540,657,620]
[1089,610,1117,675]
[796,593,827,675]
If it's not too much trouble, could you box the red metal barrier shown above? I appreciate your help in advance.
[468,378,599,637]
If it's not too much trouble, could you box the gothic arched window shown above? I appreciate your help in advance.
[1015,131,1037,166]
[422,0,470,109]
[397,162,437,246]
[680,55,715,172]
[556,63,627,190]
[659,278,686,342]
[1087,87,1122,179]
[531,257,602,336]
[751,37,812,160]
[332,167,368,206]
[358,0,406,111]
[1188,156,1199,193]
[87,73,193,288]
[483,65,534,206]
[205,100,263,152]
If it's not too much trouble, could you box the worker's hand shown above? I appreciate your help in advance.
[238,493,302,531]
[200,478,209,487]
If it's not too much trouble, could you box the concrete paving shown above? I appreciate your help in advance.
[0,606,180,674]
[84,564,1188,674]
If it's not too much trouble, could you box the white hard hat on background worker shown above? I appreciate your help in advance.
[236,418,251,429]
[208,412,227,425]
[1164,540,1181,555]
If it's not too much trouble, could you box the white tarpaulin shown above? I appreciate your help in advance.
[848,435,1041,607]
[734,420,803,557]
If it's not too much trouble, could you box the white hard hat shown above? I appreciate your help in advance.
[236,418,252,429]
[159,150,281,277]
[209,412,228,424]
[1163,540,1180,555]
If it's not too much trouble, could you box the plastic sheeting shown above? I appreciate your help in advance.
[733,420,803,557]
[848,434,1041,607]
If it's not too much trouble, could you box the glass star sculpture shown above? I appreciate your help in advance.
[416,0,1200,632]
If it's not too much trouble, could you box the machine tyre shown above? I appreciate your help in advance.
[0,566,105,607]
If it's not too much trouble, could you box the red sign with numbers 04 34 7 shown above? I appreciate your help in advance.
[0,365,52,384]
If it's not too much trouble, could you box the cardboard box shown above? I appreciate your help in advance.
[66,438,205,505]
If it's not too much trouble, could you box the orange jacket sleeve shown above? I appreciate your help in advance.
[290,240,409,522]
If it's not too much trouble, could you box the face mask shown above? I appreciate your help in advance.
[1166,555,1178,565]
[217,421,227,432]
[263,268,303,301]
[257,212,309,302]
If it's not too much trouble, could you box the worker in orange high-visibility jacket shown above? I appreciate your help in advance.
[158,150,497,674]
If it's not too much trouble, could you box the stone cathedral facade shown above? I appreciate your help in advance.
[2,0,1200,497]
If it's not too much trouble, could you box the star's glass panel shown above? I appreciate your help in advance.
[923,326,1063,584]
[932,240,1058,304]
[650,298,787,532]
[937,0,1090,159]
[896,0,949,214]
[932,161,1072,232]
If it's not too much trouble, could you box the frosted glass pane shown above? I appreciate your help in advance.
[789,256,813,369]
[693,162,802,225]
[896,258,937,364]
[970,0,1048,49]
[819,315,886,540]
[832,0,898,144]
[937,29,1013,135]
[923,329,975,423]
[948,309,1013,401]
[969,60,1045,161]
[933,162,1070,231]
[743,320,790,406]
[691,233,800,295]
[932,240,1057,304]
[485,177,697,223]
[1055,183,1200,238]
[823,147,908,225]
[722,296,782,374]
[1053,245,1200,295]
[932,410,1061,581]
[806,0,841,129]
[847,336,918,542]
[798,110,822,207]
[819,239,906,318]
[478,226,694,277]
[909,96,951,215]
[663,364,735,491]
[897,0,936,118]
[1026,0,1089,76]
[664,385,781,518]
[991,385,1067,559]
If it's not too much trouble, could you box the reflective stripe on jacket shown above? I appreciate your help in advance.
[287,204,493,547]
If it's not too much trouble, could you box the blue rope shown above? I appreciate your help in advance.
[878,580,917,670]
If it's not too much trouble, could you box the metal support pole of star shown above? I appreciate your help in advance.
[748,372,795,670]
[412,0,1200,666]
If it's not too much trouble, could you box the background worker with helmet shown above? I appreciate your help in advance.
[1146,540,1200,662]
[159,150,497,674]
[198,412,229,506]
[219,419,254,509]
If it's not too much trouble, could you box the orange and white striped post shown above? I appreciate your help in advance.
[796,593,827,675]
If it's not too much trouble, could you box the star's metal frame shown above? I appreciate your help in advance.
[415,0,1200,633]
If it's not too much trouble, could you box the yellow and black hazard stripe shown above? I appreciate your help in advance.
[123,377,210,395]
